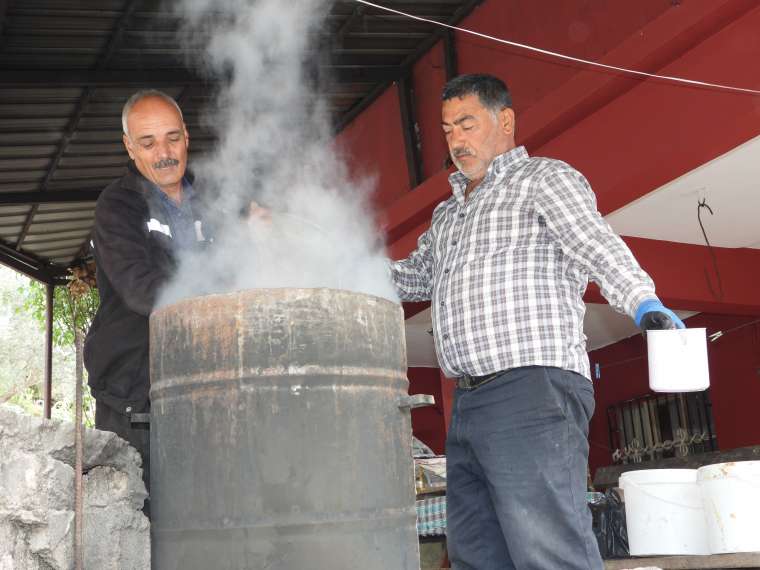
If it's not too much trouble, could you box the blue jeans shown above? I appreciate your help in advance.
[446,366,602,570]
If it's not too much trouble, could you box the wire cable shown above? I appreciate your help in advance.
[353,0,760,96]
[708,318,760,343]
[697,198,724,301]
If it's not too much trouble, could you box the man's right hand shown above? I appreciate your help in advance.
[635,299,685,331]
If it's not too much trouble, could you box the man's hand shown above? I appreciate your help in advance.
[635,299,685,331]
[247,200,272,224]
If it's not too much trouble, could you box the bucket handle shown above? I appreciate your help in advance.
[622,478,703,511]
[398,394,435,410]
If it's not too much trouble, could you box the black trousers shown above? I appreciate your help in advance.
[95,400,151,514]
[446,366,602,570]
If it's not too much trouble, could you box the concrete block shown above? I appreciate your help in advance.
[0,408,150,569]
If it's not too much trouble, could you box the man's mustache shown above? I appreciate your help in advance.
[153,158,180,169]
[452,147,473,159]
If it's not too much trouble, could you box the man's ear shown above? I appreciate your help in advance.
[184,125,190,149]
[500,107,515,136]
[123,133,136,160]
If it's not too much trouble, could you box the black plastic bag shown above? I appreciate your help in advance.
[589,488,629,559]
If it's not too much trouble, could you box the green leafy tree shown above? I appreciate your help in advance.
[0,267,69,417]
[21,279,99,346]
[16,266,99,426]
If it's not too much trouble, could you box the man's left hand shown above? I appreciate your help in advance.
[635,299,685,331]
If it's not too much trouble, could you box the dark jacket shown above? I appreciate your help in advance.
[84,161,210,415]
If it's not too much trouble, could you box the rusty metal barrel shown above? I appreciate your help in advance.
[149,288,421,569]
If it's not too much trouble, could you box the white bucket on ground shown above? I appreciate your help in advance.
[620,469,709,555]
[647,328,709,392]
[697,461,760,554]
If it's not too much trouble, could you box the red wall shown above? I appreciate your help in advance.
[588,314,760,478]
[337,1,676,210]
[455,1,669,111]
[334,87,410,208]
[407,367,448,454]
[407,0,673,183]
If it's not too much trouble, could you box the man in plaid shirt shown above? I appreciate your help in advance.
[390,74,683,569]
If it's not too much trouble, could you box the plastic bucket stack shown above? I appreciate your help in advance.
[619,469,708,555]
[697,461,760,553]
[620,462,760,555]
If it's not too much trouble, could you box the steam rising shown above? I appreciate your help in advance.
[158,0,398,306]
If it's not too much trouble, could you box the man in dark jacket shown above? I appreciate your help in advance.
[84,90,210,504]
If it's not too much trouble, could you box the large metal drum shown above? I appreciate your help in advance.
[149,288,420,569]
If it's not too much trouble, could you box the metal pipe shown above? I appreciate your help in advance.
[74,325,84,570]
[42,283,54,419]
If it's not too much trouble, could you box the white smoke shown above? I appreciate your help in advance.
[158,0,398,306]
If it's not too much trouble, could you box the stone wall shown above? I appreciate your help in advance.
[0,408,150,569]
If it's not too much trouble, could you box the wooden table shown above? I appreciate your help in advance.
[594,446,760,490]
[604,552,760,569]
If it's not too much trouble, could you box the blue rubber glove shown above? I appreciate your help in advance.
[634,299,685,331]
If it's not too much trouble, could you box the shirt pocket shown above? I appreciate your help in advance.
[463,204,533,261]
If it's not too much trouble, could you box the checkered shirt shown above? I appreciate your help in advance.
[390,146,656,380]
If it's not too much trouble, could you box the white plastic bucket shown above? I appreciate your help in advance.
[620,469,709,555]
[697,461,760,553]
[647,328,709,392]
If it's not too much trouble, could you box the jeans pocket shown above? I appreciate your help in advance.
[542,367,597,426]
[573,376,595,424]
[539,367,570,421]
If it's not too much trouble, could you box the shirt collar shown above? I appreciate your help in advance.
[150,177,194,211]
[448,145,529,202]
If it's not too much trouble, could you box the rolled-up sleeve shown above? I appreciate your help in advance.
[389,227,435,302]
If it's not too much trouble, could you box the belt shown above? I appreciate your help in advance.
[456,371,504,390]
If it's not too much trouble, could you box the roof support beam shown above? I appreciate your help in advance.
[0,66,404,86]
[176,84,195,108]
[0,240,66,284]
[0,187,105,201]
[334,0,484,133]
[333,82,388,133]
[333,5,366,47]
[443,28,458,80]
[97,0,140,68]
[397,74,423,188]
[397,0,484,73]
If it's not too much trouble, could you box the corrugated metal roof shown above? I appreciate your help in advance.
[0,0,480,283]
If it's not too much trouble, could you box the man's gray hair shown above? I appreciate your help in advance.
[442,74,512,114]
[122,89,184,137]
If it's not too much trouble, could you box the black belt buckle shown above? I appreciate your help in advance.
[457,371,500,390]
